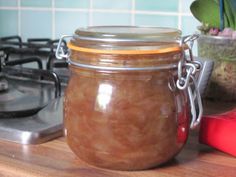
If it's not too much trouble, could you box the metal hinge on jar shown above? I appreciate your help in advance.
[177,34,203,129]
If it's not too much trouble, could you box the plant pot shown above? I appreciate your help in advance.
[198,35,236,101]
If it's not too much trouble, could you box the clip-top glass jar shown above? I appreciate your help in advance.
[56,26,202,171]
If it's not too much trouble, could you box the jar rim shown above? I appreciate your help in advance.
[70,26,183,54]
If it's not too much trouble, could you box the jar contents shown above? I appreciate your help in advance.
[64,61,189,170]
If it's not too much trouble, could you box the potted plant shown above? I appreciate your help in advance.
[190,0,236,101]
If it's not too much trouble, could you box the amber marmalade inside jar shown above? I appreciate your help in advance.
[64,26,189,171]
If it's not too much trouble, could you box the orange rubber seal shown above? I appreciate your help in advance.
[67,42,183,55]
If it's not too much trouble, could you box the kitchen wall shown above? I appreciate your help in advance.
[0,0,199,48]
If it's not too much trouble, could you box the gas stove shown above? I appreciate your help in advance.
[0,36,69,144]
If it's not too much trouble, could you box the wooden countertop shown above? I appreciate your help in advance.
[0,101,236,177]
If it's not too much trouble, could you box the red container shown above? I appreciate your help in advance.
[199,109,236,156]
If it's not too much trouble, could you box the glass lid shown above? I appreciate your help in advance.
[74,26,181,42]
[69,26,183,52]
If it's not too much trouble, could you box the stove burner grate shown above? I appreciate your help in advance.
[0,35,68,144]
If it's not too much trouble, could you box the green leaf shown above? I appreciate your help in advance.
[190,0,220,28]
[224,0,236,29]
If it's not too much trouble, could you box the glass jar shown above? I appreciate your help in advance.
[56,26,202,171]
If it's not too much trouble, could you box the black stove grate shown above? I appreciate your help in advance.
[0,35,68,119]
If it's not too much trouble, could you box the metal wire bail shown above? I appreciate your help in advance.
[55,35,72,60]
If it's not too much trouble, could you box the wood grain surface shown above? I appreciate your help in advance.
[0,100,235,177]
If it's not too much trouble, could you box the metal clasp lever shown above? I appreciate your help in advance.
[55,35,72,60]
[188,75,203,129]
[177,61,203,129]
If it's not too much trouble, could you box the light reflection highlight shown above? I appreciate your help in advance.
[95,83,113,111]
